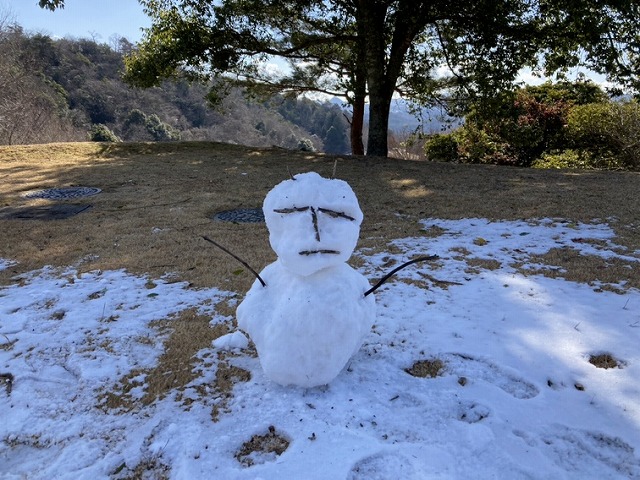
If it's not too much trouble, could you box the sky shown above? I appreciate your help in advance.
[1,215,639,478]
[0,1,609,90]
[1,0,150,42]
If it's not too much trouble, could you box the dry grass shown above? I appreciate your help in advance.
[405,358,446,378]
[1,141,639,294]
[589,353,622,369]
[234,425,290,467]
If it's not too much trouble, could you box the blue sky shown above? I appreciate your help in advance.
[1,0,150,42]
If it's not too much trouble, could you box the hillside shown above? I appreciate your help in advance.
[0,24,351,153]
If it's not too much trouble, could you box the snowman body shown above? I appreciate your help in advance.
[236,172,376,387]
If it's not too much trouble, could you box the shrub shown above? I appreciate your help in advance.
[425,133,458,162]
[532,150,596,169]
[297,138,315,152]
[89,124,120,142]
[454,123,518,165]
[145,114,180,141]
[568,101,640,170]
[458,80,608,167]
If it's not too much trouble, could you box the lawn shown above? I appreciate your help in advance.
[1,142,639,479]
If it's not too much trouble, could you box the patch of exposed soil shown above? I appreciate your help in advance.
[235,425,290,467]
[405,358,445,378]
[589,353,622,369]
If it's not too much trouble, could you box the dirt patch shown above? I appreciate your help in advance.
[589,353,622,369]
[405,358,445,378]
[235,425,290,467]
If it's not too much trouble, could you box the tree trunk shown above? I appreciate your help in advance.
[366,84,392,157]
[358,0,392,157]
[350,12,368,157]
[357,0,425,158]
[350,94,365,156]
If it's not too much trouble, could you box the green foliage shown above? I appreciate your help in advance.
[274,97,350,154]
[450,80,618,167]
[0,25,348,150]
[38,0,64,11]
[89,124,120,142]
[531,150,596,170]
[424,134,458,162]
[567,101,640,170]
[145,114,181,142]
[129,1,640,157]
[471,81,608,165]
[448,81,640,171]
[297,139,316,152]
[454,123,516,165]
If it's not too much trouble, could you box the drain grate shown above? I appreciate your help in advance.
[212,208,265,223]
[22,187,102,200]
[1,204,93,220]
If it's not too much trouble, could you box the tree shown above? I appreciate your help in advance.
[41,0,640,157]
[0,18,81,144]
[38,0,65,11]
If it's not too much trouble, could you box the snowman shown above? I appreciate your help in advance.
[236,172,376,387]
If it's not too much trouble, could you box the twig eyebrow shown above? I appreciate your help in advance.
[273,206,310,214]
[318,208,355,221]
[273,206,355,223]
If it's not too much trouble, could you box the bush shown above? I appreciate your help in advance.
[145,114,180,141]
[567,101,640,170]
[454,123,518,165]
[425,133,458,162]
[532,150,596,169]
[297,138,315,152]
[458,80,608,167]
[89,124,120,142]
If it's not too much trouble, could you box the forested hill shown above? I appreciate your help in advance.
[0,24,351,153]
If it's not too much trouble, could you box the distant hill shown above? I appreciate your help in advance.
[0,25,351,153]
[330,97,461,135]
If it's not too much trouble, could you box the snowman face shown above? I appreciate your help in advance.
[263,172,363,276]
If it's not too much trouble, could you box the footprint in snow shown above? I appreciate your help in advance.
[443,353,539,400]
[457,401,491,424]
[540,425,640,478]
[348,452,419,480]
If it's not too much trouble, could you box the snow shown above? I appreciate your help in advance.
[213,331,249,351]
[262,172,363,276]
[237,262,375,387]
[238,172,374,387]
[1,217,639,479]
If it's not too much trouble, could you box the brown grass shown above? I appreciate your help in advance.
[589,353,621,369]
[1,141,639,294]
[406,358,445,378]
[234,425,290,467]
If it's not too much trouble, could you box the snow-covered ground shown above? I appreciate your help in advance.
[1,218,639,479]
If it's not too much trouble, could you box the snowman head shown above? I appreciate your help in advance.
[263,172,363,276]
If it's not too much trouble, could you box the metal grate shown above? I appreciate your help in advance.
[1,204,93,220]
[22,187,102,200]
[212,208,265,223]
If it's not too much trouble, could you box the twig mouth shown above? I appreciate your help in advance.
[299,249,340,256]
